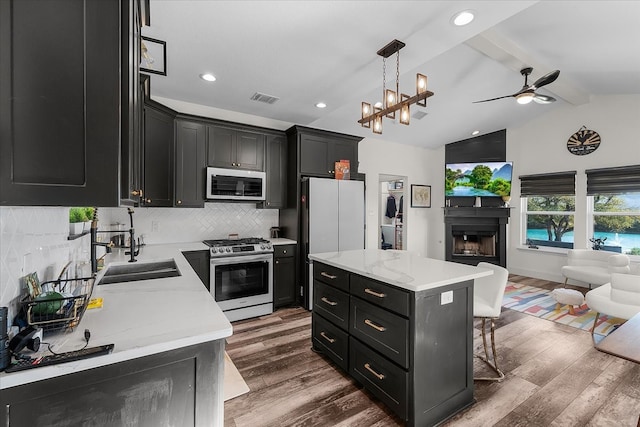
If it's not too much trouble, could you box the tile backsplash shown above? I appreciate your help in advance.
[0,203,279,330]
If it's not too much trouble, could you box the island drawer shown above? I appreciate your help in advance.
[350,274,410,316]
[312,312,349,371]
[313,262,349,291]
[350,336,408,421]
[313,280,350,331]
[350,296,409,369]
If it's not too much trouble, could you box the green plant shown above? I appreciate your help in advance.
[83,207,95,221]
[69,207,92,223]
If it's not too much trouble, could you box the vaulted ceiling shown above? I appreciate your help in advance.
[143,1,640,149]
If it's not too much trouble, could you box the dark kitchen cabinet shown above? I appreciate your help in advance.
[1,340,223,427]
[206,126,264,171]
[183,250,210,290]
[262,133,287,209]
[175,120,206,208]
[298,131,359,178]
[311,261,474,426]
[142,102,175,207]
[274,244,297,308]
[0,0,143,206]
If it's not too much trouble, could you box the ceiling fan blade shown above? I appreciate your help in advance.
[531,70,560,89]
[472,94,514,104]
[533,94,556,104]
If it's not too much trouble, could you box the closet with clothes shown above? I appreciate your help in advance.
[380,178,406,250]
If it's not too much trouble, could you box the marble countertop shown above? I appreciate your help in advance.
[1,242,232,389]
[309,249,493,292]
[270,238,297,245]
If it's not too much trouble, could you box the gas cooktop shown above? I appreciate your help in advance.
[203,237,273,256]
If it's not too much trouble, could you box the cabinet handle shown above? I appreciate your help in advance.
[321,272,337,280]
[177,200,182,205]
[131,189,143,197]
[282,250,287,254]
[364,319,386,332]
[146,198,152,203]
[364,363,385,380]
[321,296,337,306]
[320,331,335,344]
[364,288,386,298]
[275,260,279,264]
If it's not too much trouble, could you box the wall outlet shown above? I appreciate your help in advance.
[440,290,454,305]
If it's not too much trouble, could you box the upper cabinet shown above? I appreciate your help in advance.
[0,0,143,206]
[141,101,175,207]
[290,126,361,179]
[206,125,265,171]
[175,119,206,208]
[262,133,287,209]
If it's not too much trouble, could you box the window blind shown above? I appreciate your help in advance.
[586,164,640,195]
[519,171,576,197]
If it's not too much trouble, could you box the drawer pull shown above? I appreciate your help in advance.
[320,331,335,344]
[364,363,385,380]
[364,319,386,332]
[364,288,386,298]
[321,296,338,306]
[321,272,337,280]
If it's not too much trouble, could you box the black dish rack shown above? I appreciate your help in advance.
[21,275,95,332]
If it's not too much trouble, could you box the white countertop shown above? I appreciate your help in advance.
[270,238,297,245]
[309,249,493,292]
[1,242,232,389]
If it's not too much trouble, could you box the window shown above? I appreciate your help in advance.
[520,171,576,249]
[587,165,640,255]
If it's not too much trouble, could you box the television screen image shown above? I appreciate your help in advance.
[445,161,513,197]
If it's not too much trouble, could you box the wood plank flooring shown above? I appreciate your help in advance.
[225,275,640,427]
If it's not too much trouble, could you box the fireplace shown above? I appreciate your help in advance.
[444,207,510,267]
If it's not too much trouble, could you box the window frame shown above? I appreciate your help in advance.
[587,193,640,256]
[521,195,576,250]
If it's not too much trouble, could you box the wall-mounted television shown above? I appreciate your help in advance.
[445,161,513,197]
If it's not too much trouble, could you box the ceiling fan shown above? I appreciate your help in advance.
[473,67,560,105]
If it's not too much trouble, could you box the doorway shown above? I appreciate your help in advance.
[379,174,407,250]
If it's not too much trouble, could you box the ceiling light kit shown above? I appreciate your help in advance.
[200,73,216,82]
[473,67,560,105]
[452,10,475,26]
[315,102,327,108]
[358,39,434,135]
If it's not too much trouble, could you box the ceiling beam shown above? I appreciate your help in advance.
[465,28,590,106]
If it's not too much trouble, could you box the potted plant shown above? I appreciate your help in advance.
[82,207,95,232]
[69,207,87,235]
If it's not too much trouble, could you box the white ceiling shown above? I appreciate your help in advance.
[143,1,640,149]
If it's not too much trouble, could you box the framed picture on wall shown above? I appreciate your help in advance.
[411,184,431,208]
[141,36,167,76]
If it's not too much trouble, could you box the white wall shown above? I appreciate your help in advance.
[358,137,443,257]
[506,94,640,282]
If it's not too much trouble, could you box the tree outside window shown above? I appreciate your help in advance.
[592,193,640,255]
[524,195,575,248]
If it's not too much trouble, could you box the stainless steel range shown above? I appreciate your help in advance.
[204,238,273,322]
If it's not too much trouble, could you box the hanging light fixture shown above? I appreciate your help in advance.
[359,40,434,134]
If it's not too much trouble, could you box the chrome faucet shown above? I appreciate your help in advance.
[124,208,139,263]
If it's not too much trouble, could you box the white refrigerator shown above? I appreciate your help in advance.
[301,177,365,309]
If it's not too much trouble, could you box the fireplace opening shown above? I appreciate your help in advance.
[451,231,497,257]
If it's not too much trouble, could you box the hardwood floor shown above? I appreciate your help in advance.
[224,275,640,427]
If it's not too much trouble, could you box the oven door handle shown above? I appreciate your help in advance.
[209,253,273,266]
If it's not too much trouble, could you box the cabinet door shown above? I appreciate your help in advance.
[330,139,358,174]
[0,0,125,206]
[206,126,235,169]
[142,105,174,207]
[274,245,296,308]
[175,121,206,208]
[299,134,332,177]
[235,131,265,171]
[263,134,286,208]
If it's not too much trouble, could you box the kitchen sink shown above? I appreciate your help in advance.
[98,259,181,285]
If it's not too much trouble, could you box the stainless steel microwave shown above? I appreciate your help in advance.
[206,167,266,201]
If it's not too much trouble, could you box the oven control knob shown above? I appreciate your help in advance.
[260,244,265,249]
[211,248,218,254]
[226,248,231,253]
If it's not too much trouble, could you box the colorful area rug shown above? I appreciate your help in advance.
[503,283,626,337]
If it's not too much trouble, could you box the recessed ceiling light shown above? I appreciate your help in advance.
[471,130,480,136]
[452,10,475,26]
[315,102,327,108]
[200,73,216,82]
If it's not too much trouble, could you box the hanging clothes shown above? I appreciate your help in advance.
[398,195,404,217]
[385,195,397,218]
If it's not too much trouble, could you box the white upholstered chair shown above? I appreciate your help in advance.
[561,249,630,288]
[474,262,509,381]
[585,273,640,338]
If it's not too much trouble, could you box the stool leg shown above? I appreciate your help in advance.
[568,305,576,315]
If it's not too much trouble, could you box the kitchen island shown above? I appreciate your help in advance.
[309,249,492,427]
[1,243,232,427]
